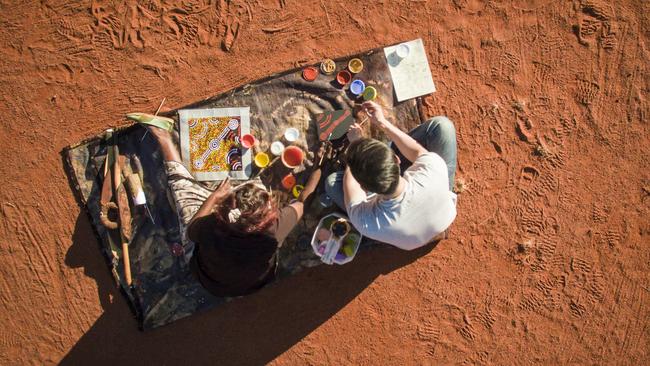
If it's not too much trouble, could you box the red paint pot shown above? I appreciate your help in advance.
[241,133,256,149]
[336,70,352,85]
[302,66,319,81]
[281,146,304,168]
[281,174,296,190]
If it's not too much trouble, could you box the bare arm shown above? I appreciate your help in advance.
[187,177,231,228]
[343,166,366,209]
[362,101,426,163]
[289,166,322,219]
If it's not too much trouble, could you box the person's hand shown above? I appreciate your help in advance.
[314,142,328,167]
[210,177,231,201]
[361,101,389,127]
[347,123,363,142]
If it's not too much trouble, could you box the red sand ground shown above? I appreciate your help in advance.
[1,0,648,364]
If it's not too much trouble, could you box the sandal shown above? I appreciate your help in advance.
[126,112,175,132]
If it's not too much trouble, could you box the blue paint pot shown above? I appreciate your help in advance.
[349,79,366,96]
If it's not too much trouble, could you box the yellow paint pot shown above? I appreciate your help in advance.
[254,152,270,168]
[292,184,304,199]
[362,86,377,101]
[348,58,364,73]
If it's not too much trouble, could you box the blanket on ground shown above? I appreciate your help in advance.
[64,44,423,330]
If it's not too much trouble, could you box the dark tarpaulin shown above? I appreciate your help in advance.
[64,44,423,330]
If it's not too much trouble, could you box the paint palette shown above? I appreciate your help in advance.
[311,213,362,265]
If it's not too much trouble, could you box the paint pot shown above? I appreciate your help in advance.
[349,79,366,96]
[395,43,410,59]
[292,184,304,199]
[241,133,256,149]
[348,58,364,73]
[320,59,336,74]
[284,127,300,142]
[362,86,378,101]
[270,141,285,156]
[254,152,270,168]
[281,174,296,190]
[281,146,304,168]
[336,70,352,86]
[302,66,319,81]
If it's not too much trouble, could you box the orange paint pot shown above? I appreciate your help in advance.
[281,174,296,190]
[336,70,352,86]
[302,66,319,81]
[281,146,304,168]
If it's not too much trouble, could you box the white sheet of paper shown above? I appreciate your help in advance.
[179,107,252,181]
[384,38,436,102]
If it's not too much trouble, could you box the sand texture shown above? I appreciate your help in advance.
[0,0,648,364]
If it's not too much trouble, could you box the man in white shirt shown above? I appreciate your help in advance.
[324,101,457,250]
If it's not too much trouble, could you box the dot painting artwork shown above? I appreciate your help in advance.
[179,107,252,181]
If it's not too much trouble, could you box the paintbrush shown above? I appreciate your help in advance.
[318,134,333,166]
[140,97,167,141]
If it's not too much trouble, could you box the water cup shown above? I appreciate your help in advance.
[281,146,304,168]
[284,127,300,142]
[270,141,285,156]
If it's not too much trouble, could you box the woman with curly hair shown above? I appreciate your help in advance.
[146,118,321,297]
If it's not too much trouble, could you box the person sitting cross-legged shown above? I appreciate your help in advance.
[324,101,457,250]
[145,121,322,297]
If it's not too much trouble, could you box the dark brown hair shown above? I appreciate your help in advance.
[214,183,278,234]
[346,138,400,195]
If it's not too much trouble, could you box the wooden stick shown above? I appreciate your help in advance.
[358,116,369,126]
[154,97,166,116]
[141,97,167,141]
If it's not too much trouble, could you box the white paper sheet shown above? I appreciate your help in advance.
[384,38,436,102]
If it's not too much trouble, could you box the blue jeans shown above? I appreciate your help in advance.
[324,116,457,209]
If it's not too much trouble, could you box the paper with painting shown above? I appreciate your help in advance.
[179,107,252,181]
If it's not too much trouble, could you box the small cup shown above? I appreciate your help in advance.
[292,184,304,198]
[281,174,296,190]
[302,66,319,81]
[320,59,336,74]
[281,146,304,168]
[362,86,378,101]
[336,70,352,86]
[350,79,366,96]
[348,58,364,73]
[270,141,285,156]
[241,133,256,149]
[254,152,270,168]
[395,43,410,59]
[284,127,300,142]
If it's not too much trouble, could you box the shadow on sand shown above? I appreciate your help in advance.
[61,211,438,365]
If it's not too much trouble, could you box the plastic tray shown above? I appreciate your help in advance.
[310,213,362,265]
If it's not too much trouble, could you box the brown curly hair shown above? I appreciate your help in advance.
[214,183,278,234]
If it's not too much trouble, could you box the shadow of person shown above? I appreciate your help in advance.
[65,212,122,311]
[60,231,439,365]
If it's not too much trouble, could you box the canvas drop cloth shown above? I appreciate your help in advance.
[64,43,425,330]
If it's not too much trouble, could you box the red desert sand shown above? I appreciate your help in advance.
[0,0,648,365]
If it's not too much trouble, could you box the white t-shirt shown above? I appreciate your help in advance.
[347,152,457,250]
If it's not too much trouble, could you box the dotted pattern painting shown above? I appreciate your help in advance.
[179,107,251,181]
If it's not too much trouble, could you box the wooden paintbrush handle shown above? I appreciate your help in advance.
[122,242,132,286]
